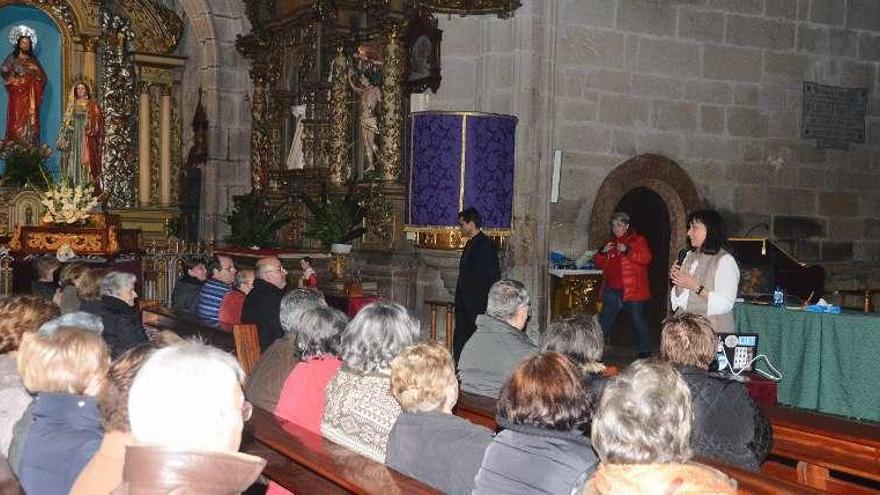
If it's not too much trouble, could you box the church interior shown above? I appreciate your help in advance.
[1,0,880,493]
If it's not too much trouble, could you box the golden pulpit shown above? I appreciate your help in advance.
[550,269,603,320]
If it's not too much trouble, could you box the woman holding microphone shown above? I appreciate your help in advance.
[670,209,740,334]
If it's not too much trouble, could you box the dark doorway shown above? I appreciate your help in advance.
[608,187,670,354]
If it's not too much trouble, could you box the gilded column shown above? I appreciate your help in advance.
[138,83,152,207]
[160,84,172,205]
[380,24,405,181]
[81,36,99,83]
[328,49,352,183]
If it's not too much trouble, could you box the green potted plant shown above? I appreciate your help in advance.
[301,184,367,252]
[224,190,292,248]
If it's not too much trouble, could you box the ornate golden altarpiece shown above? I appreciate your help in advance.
[237,0,520,251]
[0,0,187,247]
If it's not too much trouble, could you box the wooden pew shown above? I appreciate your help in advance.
[454,391,880,494]
[243,407,440,494]
[760,405,880,494]
[141,304,261,374]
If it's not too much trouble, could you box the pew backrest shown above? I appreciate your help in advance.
[243,407,440,494]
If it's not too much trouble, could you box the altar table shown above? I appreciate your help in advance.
[734,303,880,422]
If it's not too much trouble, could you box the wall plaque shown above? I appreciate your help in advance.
[801,82,868,150]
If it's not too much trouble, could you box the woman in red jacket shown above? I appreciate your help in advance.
[593,211,653,357]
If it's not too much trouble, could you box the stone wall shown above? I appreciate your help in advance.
[425,0,880,306]
[178,0,252,242]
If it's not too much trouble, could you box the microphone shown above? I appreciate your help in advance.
[676,248,688,267]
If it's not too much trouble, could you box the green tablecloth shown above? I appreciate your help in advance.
[734,303,880,422]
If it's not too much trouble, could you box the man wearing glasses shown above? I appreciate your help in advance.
[242,257,289,351]
[197,255,237,323]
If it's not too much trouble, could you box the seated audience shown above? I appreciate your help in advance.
[541,315,608,399]
[31,256,60,300]
[322,302,420,462]
[89,272,149,358]
[459,279,536,397]
[70,344,156,495]
[242,256,288,351]
[171,259,206,314]
[585,358,736,494]
[197,255,237,323]
[15,325,110,495]
[245,288,326,411]
[387,342,493,494]
[218,269,255,325]
[121,342,266,492]
[660,313,772,471]
[265,306,347,495]
[274,306,347,433]
[54,262,89,313]
[0,296,60,456]
[474,352,598,494]
[7,313,104,472]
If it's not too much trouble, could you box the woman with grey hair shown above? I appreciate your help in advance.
[585,359,736,494]
[321,301,420,462]
[542,315,608,402]
[82,271,148,359]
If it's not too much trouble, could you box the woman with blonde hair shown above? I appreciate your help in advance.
[386,342,492,493]
[585,358,735,494]
[0,295,60,455]
[14,324,110,495]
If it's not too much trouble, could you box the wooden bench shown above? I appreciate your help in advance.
[242,407,439,494]
[140,303,261,374]
[454,391,880,494]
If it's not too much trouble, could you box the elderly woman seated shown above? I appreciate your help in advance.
[473,352,598,494]
[0,295,60,456]
[71,344,157,495]
[386,342,493,494]
[541,315,608,397]
[14,322,110,495]
[120,342,266,492]
[585,359,736,494]
[660,313,771,471]
[321,301,421,463]
[83,271,149,358]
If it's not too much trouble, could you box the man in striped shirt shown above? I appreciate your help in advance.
[197,255,237,322]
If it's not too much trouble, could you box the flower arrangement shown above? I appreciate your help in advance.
[0,139,52,187]
[37,173,100,225]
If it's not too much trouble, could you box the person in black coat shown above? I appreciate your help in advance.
[81,271,149,359]
[241,256,288,351]
[453,207,500,363]
[171,259,207,314]
[660,313,772,472]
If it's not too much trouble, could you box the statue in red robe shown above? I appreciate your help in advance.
[1,35,46,144]
[58,81,104,195]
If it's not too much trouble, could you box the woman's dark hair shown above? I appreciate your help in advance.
[302,256,313,266]
[99,343,157,432]
[295,305,348,359]
[497,352,592,431]
[686,209,727,255]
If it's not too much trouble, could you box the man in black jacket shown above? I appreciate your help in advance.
[242,256,288,351]
[453,208,501,363]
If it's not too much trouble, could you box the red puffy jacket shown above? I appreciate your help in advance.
[594,229,652,302]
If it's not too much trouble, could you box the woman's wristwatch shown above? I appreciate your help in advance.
[696,285,705,295]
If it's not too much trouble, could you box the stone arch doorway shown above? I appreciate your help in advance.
[588,154,703,353]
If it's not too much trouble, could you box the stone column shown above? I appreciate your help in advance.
[138,83,152,207]
[81,36,99,83]
[160,85,172,205]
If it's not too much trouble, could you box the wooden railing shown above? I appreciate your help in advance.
[454,391,880,494]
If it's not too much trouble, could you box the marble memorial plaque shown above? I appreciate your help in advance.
[802,82,868,149]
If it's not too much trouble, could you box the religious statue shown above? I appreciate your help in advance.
[285,104,306,170]
[57,81,104,194]
[1,27,46,144]
[350,73,381,174]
